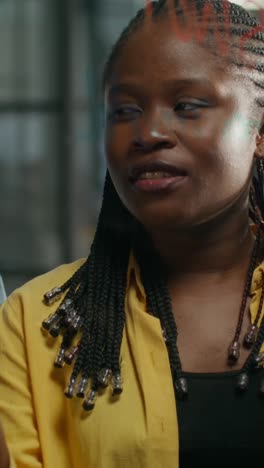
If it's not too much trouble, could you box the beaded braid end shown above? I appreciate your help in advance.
[43,287,63,305]
[42,284,124,411]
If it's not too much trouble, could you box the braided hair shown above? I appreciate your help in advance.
[43,0,264,408]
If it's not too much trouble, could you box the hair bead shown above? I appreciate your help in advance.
[63,306,76,324]
[54,346,67,368]
[236,372,249,391]
[42,310,62,331]
[49,317,65,338]
[259,378,264,396]
[64,344,80,365]
[59,299,74,312]
[43,287,63,305]
[174,377,188,400]
[67,315,83,335]
[97,368,112,388]
[42,299,72,332]
[83,389,97,411]
[162,327,169,344]
[243,324,258,348]
[254,351,264,367]
[76,377,89,398]
[64,376,77,398]
[228,341,240,363]
[112,372,123,395]
[258,158,264,174]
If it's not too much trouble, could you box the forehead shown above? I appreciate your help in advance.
[106,17,249,98]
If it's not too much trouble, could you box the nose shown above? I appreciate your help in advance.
[132,108,177,152]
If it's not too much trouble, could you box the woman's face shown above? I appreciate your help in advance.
[104,18,262,231]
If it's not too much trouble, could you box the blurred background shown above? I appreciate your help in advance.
[0,0,263,295]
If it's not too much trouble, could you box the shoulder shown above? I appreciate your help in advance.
[1,258,87,323]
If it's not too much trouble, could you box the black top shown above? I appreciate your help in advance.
[177,366,264,467]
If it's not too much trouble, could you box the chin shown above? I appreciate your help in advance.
[134,208,193,233]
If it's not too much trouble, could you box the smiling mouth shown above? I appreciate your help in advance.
[137,171,180,180]
[129,162,188,182]
[129,164,188,193]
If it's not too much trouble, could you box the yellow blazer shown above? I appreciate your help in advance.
[0,253,264,467]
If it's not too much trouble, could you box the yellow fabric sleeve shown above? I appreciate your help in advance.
[8,452,17,468]
[0,296,43,467]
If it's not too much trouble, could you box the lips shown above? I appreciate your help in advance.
[129,161,188,182]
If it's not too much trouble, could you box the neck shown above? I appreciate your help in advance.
[149,210,255,281]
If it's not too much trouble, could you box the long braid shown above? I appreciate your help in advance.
[44,173,132,403]
[134,242,187,398]
[111,247,127,388]
[104,257,118,371]
[43,0,264,408]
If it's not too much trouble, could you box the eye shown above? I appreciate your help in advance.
[174,102,205,112]
[107,105,142,122]
[174,102,210,120]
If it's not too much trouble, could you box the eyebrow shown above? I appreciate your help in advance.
[107,78,215,99]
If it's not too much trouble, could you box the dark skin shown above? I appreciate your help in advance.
[104,18,264,372]
[1,16,264,468]
[1,16,264,467]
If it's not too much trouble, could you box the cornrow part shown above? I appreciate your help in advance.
[103,0,264,110]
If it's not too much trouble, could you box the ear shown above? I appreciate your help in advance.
[254,113,264,158]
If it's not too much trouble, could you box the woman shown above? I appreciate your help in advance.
[1,0,264,466]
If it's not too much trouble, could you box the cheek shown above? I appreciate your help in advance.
[221,112,255,154]
[105,127,118,162]
[105,123,131,152]
[104,128,132,210]
[104,126,131,178]
[216,113,256,189]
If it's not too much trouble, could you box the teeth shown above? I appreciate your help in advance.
[138,171,174,180]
